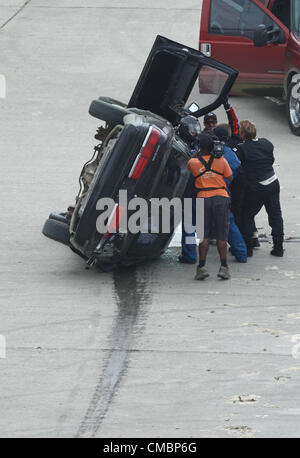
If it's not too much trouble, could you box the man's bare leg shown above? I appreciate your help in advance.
[199,238,210,264]
[216,240,227,264]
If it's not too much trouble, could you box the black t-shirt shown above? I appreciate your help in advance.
[235,138,276,191]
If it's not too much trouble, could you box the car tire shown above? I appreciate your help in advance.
[89,98,130,125]
[42,217,70,246]
[49,211,69,224]
[98,96,127,108]
[287,76,300,136]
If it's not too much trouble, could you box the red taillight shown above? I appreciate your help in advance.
[129,127,161,180]
[104,204,124,239]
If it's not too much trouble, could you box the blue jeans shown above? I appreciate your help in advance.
[228,212,247,262]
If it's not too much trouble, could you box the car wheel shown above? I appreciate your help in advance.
[89,98,130,125]
[98,96,127,108]
[42,217,70,246]
[287,76,300,136]
[48,211,69,224]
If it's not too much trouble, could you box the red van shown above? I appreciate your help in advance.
[199,0,300,135]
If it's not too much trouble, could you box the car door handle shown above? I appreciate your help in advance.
[200,43,211,57]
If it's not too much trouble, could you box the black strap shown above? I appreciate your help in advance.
[194,155,225,190]
[194,155,224,179]
[196,186,226,191]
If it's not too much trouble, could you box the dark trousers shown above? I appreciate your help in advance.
[231,172,247,231]
[241,180,284,245]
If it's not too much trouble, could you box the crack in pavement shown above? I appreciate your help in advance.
[0,0,32,30]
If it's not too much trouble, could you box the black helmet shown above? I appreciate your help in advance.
[214,125,229,142]
[178,115,201,147]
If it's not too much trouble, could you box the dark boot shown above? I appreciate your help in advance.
[245,240,254,257]
[252,237,260,248]
[270,241,284,257]
[247,245,253,257]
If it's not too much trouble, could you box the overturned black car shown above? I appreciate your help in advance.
[42,35,238,270]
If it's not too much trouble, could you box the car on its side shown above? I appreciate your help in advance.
[42,35,238,271]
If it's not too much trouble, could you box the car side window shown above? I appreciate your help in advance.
[209,0,275,39]
[271,0,290,29]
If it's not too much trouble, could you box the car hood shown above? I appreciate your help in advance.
[128,35,238,124]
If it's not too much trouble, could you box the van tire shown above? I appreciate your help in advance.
[42,218,70,246]
[89,98,130,125]
[287,77,300,136]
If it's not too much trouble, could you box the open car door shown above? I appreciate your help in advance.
[128,35,238,124]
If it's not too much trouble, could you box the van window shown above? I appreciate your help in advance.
[292,0,300,37]
[271,0,291,29]
[209,0,275,39]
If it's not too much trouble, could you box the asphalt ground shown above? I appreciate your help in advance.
[0,0,300,438]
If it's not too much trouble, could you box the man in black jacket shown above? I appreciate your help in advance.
[236,120,284,257]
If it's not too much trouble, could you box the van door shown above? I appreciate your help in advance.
[199,0,289,96]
